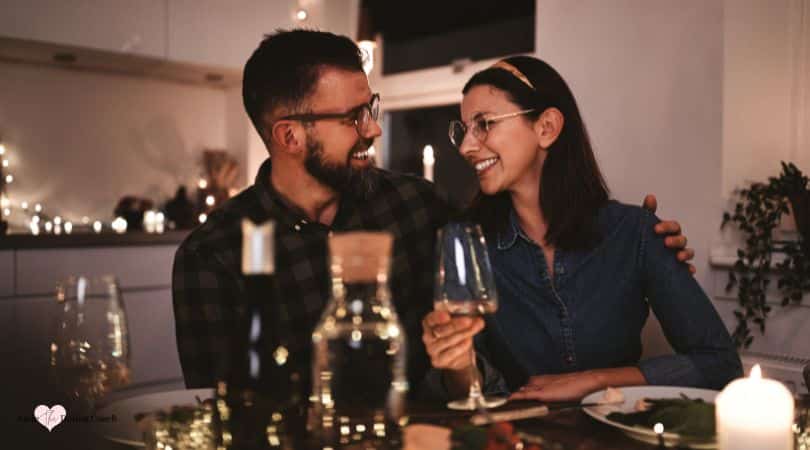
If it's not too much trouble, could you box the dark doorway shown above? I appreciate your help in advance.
[385,104,479,209]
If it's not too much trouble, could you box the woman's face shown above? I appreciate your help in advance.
[458,85,544,196]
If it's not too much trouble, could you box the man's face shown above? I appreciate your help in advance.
[301,68,382,198]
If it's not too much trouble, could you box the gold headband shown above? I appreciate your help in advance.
[490,61,535,90]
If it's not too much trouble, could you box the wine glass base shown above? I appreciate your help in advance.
[447,396,507,411]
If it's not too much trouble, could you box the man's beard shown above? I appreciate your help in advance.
[304,134,379,200]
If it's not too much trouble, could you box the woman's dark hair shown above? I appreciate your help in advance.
[242,29,364,138]
[464,56,609,250]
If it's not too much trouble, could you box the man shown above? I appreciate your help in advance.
[172,29,693,398]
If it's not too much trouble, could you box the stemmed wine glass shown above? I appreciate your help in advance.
[49,275,131,413]
[434,222,506,410]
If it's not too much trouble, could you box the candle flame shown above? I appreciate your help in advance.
[654,422,664,435]
[423,145,435,164]
[750,364,762,379]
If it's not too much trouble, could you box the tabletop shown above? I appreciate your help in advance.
[87,386,659,450]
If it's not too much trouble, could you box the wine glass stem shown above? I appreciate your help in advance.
[468,345,483,404]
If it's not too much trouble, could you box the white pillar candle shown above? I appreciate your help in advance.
[143,210,156,233]
[155,212,165,234]
[716,364,794,450]
[423,145,435,182]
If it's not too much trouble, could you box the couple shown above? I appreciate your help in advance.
[171,29,741,405]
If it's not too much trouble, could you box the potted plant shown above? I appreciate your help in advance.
[721,162,810,348]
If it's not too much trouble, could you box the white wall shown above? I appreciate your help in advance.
[722,0,810,196]
[0,0,360,224]
[0,61,231,223]
[535,0,724,291]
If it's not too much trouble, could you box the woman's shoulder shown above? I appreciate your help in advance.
[597,200,654,229]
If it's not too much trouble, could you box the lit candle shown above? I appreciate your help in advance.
[64,222,72,234]
[716,364,794,450]
[423,145,435,182]
[143,210,156,233]
[198,178,208,190]
[155,212,165,234]
[205,195,215,207]
[92,221,103,233]
[654,422,664,447]
[198,213,207,224]
[111,217,127,234]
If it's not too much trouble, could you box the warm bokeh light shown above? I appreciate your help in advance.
[111,217,127,234]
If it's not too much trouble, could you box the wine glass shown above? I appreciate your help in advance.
[49,275,131,413]
[434,222,506,410]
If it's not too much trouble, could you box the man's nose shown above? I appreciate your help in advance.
[363,116,383,140]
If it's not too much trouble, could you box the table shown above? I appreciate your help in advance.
[90,384,657,449]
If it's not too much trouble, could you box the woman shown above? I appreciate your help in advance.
[422,56,742,402]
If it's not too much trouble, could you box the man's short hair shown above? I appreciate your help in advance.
[242,29,364,139]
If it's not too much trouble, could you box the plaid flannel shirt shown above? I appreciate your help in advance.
[172,158,450,397]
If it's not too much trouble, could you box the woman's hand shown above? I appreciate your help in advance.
[510,367,646,402]
[421,310,484,371]
[509,372,602,402]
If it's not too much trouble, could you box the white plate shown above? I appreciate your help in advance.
[94,388,214,447]
[582,386,718,449]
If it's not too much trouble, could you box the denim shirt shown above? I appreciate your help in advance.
[473,200,742,394]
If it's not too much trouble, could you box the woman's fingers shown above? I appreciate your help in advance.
[431,319,484,354]
[432,338,473,370]
[425,320,484,369]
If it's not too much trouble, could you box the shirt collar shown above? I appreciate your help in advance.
[252,157,359,231]
[497,207,524,250]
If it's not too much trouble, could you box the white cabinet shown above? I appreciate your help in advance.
[166,0,357,69]
[0,251,12,297]
[0,0,167,59]
[15,245,175,296]
[5,241,184,392]
[167,0,296,69]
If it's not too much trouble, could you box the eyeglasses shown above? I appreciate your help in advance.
[448,109,536,148]
[279,93,380,135]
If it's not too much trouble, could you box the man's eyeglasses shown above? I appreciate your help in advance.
[448,109,536,148]
[279,93,380,135]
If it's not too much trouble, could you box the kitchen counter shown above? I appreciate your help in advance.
[0,230,189,250]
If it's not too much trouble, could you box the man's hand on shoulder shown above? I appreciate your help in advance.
[642,194,696,275]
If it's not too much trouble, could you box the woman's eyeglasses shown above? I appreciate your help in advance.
[448,109,536,148]
[279,93,380,135]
